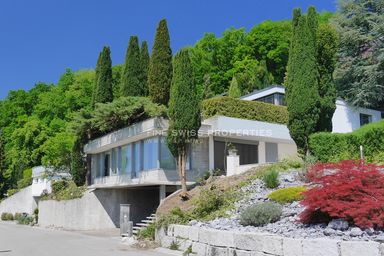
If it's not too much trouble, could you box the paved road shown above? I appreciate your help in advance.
[0,222,170,256]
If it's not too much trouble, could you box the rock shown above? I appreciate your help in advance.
[323,228,336,236]
[350,227,363,237]
[189,220,198,226]
[374,235,384,242]
[328,219,349,231]
[365,228,375,236]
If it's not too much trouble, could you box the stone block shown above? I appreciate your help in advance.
[199,228,235,247]
[178,238,193,252]
[234,232,264,251]
[227,249,251,256]
[340,241,379,256]
[173,224,190,239]
[302,239,339,256]
[167,225,174,237]
[207,246,228,256]
[192,242,207,256]
[161,236,175,248]
[283,237,303,256]
[189,226,200,241]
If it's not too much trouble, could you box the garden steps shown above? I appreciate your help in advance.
[132,213,156,235]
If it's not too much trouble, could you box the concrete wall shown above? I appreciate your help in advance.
[332,99,382,133]
[0,186,37,215]
[39,187,159,230]
[157,224,384,256]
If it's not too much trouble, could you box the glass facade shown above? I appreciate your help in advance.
[91,136,186,179]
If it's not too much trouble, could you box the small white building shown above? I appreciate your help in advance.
[32,166,70,197]
[240,85,382,133]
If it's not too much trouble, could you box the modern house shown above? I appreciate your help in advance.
[241,85,382,133]
[32,166,70,197]
[83,115,297,225]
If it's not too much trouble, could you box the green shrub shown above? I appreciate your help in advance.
[192,185,237,220]
[1,212,14,221]
[7,188,20,197]
[309,120,384,163]
[169,240,180,250]
[240,202,282,226]
[137,222,156,240]
[14,212,22,220]
[262,169,280,188]
[33,208,39,223]
[17,168,32,189]
[156,207,191,229]
[16,215,34,225]
[202,97,288,124]
[267,186,307,203]
[51,180,69,194]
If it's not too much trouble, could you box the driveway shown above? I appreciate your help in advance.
[0,222,170,256]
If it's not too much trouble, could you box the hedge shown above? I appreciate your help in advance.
[201,97,288,124]
[309,120,384,163]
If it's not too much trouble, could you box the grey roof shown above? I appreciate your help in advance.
[240,84,285,99]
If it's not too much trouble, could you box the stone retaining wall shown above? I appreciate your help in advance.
[0,186,37,215]
[156,224,384,256]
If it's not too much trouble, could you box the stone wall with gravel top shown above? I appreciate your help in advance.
[156,224,384,256]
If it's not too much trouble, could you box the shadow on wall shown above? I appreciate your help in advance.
[94,187,159,226]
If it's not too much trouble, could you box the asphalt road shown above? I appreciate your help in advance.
[0,222,170,256]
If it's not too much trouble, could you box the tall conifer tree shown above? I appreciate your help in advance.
[140,41,150,96]
[167,49,201,194]
[286,7,320,154]
[121,36,142,96]
[148,19,173,105]
[93,46,113,106]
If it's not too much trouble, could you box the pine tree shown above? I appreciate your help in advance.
[167,49,201,194]
[140,41,150,96]
[334,0,384,109]
[121,36,142,96]
[317,24,338,132]
[148,19,173,105]
[286,7,320,154]
[228,76,241,98]
[93,46,113,106]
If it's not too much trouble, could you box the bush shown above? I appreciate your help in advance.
[262,169,280,188]
[300,160,384,228]
[202,96,288,124]
[1,212,14,221]
[268,186,307,203]
[309,120,384,163]
[156,207,191,229]
[192,185,237,220]
[51,180,68,194]
[137,222,156,240]
[14,212,22,220]
[240,202,282,226]
[16,215,34,225]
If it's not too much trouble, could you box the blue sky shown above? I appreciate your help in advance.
[0,0,336,99]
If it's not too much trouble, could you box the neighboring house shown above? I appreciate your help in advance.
[83,115,297,225]
[31,166,70,197]
[241,85,382,133]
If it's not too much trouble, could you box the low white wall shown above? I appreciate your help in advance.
[39,187,160,230]
[157,224,383,256]
[39,190,116,230]
[0,186,37,215]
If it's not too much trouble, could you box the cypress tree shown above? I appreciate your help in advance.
[93,46,113,106]
[228,76,241,98]
[286,7,320,154]
[167,49,201,194]
[121,36,142,96]
[316,24,338,132]
[148,19,173,105]
[140,41,150,96]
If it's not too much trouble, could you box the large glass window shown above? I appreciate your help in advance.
[121,144,132,176]
[143,137,159,170]
[91,154,99,179]
[111,148,119,175]
[133,142,142,177]
[160,137,176,170]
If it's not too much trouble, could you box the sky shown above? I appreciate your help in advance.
[0,0,336,99]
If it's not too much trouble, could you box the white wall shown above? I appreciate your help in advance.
[278,143,298,160]
[332,99,382,133]
[0,186,37,215]
[32,179,52,197]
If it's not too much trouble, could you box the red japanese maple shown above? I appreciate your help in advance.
[300,160,384,229]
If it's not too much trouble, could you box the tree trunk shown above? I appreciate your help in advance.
[180,149,187,193]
